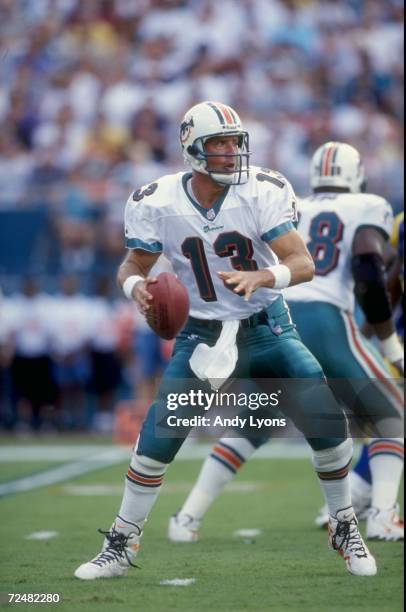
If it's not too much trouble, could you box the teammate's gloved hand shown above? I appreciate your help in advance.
[133,277,157,314]
[218,270,273,301]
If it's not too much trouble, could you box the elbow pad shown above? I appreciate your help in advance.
[351,253,392,324]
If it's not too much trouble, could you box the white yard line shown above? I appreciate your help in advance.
[0,445,129,462]
[0,448,126,497]
[0,440,311,462]
[0,441,311,497]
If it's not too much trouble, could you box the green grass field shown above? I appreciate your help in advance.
[0,449,403,612]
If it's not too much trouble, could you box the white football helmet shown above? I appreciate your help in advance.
[179,101,250,185]
[310,142,366,193]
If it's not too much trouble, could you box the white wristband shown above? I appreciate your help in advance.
[123,275,144,300]
[380,333,404,363]
[266,264,291,289]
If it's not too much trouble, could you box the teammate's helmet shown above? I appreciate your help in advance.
[179,101,250,185]
[310,142,366,193]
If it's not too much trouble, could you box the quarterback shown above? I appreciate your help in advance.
[168,143,404,545]
[75,104,377,579]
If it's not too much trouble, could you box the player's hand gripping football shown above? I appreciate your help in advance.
[133,277,157,314]
[218,269,274,301]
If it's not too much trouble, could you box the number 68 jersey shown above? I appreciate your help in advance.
[124,167,297,320]
[284,191,394,312]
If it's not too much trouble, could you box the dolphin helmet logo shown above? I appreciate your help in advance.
[180,117,194,144]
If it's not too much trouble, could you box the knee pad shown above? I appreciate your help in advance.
[312,438,353,473]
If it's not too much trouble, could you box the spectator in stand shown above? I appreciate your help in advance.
[5,278,56,431]
[0,286,17,430]
[49,274,92,430]
[87,276,123,432]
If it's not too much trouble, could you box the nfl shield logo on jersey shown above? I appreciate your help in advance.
[207,209,216,221]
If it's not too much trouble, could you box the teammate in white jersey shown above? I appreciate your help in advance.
[168,142,404,545]
[288,144,404,538]
[286,195,393,311]
[75,106,377,579]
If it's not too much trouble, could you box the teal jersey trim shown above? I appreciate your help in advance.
[261,220,295,243]
[182,172,230,222]
[125,237,163,252]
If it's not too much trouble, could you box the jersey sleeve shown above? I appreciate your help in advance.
[355,196,394,240]
[124,191,163,253]
[256,172,298,243]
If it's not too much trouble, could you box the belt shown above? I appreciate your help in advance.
[188,311,269,332]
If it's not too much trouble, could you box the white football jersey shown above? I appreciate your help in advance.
[124,167,297,320]
[284,192,393,312]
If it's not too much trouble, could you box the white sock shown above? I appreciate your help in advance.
[368,438,404,510]
[180,437,256,521]
[116,453,168,533]
[312,439,353,518]
[318,476,353,517]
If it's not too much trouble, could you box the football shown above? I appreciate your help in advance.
[145,272,190,340]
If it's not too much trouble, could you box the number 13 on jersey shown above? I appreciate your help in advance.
[182,231,258,302]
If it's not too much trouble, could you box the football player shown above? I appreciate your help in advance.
[75,106,377,579]
[337,210,404,532]
[168,142,404,545]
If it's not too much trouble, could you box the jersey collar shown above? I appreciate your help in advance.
[182,172,230,222]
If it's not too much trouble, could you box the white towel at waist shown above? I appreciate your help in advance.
[189,320,239,391]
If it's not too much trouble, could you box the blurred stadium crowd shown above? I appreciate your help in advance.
[0,0,403,432]
[0,273,173,432]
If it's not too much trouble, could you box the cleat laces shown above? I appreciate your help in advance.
[332,518,368,559]
[92,528,140,569]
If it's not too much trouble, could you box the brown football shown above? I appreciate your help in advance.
[145,272,190,340]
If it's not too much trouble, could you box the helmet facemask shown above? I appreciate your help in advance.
[188,132,250,186]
